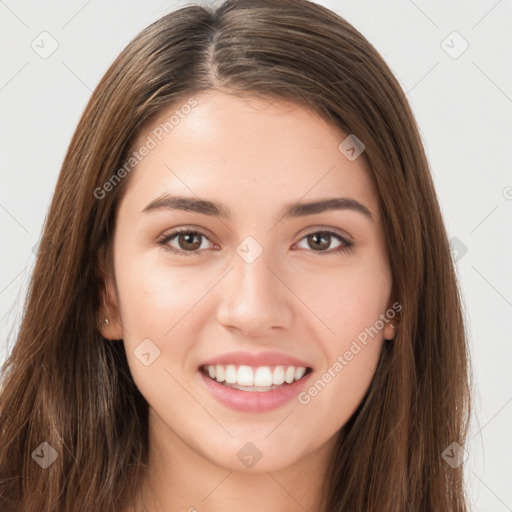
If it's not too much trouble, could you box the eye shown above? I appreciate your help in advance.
[157,228,215,256]
[295,230,353,255]
[157,228,354,257]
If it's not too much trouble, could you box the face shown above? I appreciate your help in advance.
[100,90,396,474]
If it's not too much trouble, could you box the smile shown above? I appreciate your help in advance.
[199,363,313,412]
[201,364,309,392]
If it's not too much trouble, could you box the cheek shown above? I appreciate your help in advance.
[115,254,203,338]
[291,256,392,345]
[114,261,201,410]
[293,259,390,421]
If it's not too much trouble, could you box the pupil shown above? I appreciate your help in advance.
[180,233,200,250]
[310,233,329,250]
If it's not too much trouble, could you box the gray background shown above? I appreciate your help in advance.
[1,0,511,509]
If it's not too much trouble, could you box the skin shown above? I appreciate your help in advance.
[99,90,396,512]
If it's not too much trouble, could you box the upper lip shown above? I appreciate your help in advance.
[200,350,312,369]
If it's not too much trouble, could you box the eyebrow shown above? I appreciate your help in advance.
[142,194,374,222]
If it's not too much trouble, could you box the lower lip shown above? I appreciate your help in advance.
[199,370,312,413]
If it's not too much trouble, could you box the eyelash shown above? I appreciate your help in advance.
[157,227,354,257]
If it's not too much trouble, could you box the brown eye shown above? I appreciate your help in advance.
[176,232,203,251]
[295,230,353,255]
[159,229,214,256]
[307,232,331,251]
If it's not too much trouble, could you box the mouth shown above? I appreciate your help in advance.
[200,364,313,393]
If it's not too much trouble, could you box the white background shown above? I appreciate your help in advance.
[1,1,511,510]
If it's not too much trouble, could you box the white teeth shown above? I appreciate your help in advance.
[205,364,309,389]
[225,364,237,384]
[295,367,306,380]
[237,365,254,386]
[254,367,273,387]
[272,365,285,385]
[284,366,295,384]
[215,364,225,383]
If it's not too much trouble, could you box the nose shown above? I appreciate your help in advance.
[216,249,294,337]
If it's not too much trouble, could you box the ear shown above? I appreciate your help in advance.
[383,299,400,341]
[383,318,397,341]
[97,246,124,340]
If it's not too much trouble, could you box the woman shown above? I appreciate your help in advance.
[0,0,472,510]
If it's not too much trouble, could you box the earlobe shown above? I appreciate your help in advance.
[97,247,124,340]
[383,297,401,340]
[98,277,124,340]
[383,320,397,341]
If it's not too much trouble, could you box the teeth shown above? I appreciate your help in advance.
[215,364,225,382]
[295,367,306,380]
[254,366,273,387]
[207,364,309,388]
[273,366,285,385]
[225,364,237,384]
[237,365,254,386]
[285,366,295,383]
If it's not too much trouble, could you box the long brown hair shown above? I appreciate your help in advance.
[0,0,472,510]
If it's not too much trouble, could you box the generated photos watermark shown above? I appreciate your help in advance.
[298,301,402,405]
[93,97,198,200]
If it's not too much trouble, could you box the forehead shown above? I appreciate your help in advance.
[120,90,379,218]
